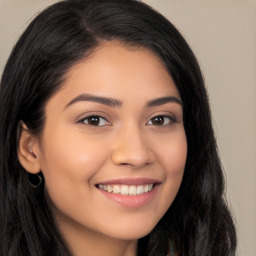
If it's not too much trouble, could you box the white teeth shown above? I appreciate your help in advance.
[129,185,136,195]
[120,185,129,195]
[107,185,112,193]
[136,185,144,195]
[113,185,120,194]
[98,183,154,195]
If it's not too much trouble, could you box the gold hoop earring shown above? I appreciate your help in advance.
[27,173,43,188]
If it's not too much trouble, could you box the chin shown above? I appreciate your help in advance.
[100,221,157,241]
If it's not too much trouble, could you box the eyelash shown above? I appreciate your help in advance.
[78,114,177,127]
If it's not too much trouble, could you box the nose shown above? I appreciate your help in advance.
[111,125,154,168]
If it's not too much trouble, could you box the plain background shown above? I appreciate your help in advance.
[0,0,255,255]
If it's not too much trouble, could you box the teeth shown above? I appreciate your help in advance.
[113,185,120,194]
[107,185,112,193]
[136,185,144,195]
[129,185,136,195]
[120,185,129,195]
[98,183,154,195]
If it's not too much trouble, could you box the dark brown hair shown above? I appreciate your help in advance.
[0,0,236,255]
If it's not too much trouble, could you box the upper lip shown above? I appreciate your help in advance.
[96,178,161,186]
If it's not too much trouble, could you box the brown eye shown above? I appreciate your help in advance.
[151,116,165,125]
[147,115,176,126]
[82,116,109,126]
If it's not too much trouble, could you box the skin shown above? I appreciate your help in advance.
[19,41,187,256]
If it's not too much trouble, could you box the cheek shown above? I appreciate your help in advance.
[41,127,106,174]
[154,131,187,206]
[38,128,108,200]
[38,128,110,228]
[156,131,187,177]
[166,139,187,177]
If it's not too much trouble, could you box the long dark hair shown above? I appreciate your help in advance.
[0,0,236,255]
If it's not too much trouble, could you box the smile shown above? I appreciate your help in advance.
[96,178,161,208]
[97,184,154,195]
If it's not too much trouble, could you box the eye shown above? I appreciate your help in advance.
[80,115,110,126]
[147,115,176,126]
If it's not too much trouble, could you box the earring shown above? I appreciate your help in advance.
[27,173,43,188]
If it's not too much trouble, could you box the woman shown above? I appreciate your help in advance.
[0,0,236,255]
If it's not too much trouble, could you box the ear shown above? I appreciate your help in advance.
[18,122,41,174]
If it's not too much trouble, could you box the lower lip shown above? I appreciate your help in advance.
[97,185,159,208]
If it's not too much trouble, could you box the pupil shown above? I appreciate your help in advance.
[153,116,164,125]
[88,116,99,125]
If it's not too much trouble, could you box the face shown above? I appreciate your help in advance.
[36,42,187,241]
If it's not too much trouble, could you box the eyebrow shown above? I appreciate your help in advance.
[64,93,122,110]
[146,96,182,107]
[64,93,182,110]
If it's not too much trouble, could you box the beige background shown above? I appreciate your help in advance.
[0,0,255,255]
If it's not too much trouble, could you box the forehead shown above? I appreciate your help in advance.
[46,41,180,112]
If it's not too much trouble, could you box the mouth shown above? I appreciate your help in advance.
[96,183,155,196]
[95,178,161,208]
